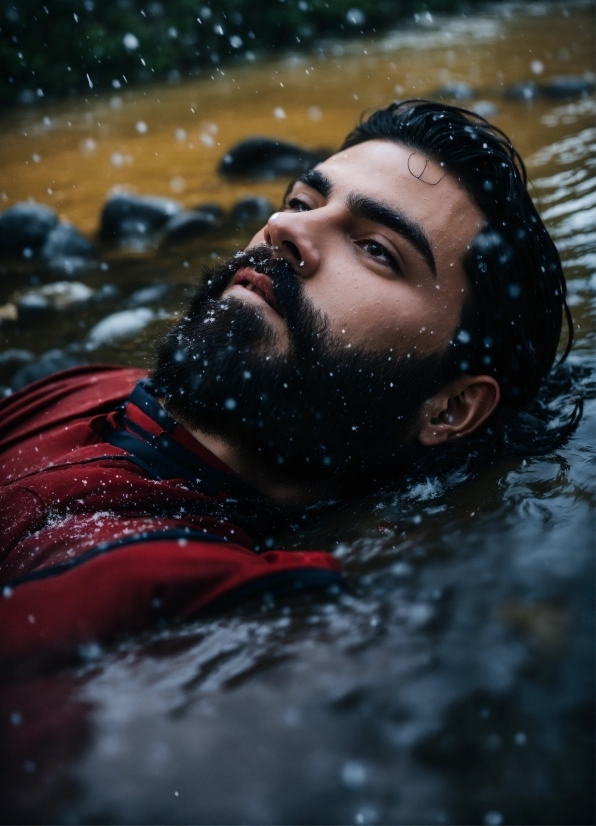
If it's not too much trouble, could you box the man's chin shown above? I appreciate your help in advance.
[222,285,289,350]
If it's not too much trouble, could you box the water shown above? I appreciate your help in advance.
[0,3,594,823]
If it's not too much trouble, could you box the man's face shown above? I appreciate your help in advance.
[230,139,484,358]
[155,140,485,493]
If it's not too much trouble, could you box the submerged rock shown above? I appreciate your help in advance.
[0,202,59,256]
[128,284,170,307]
[100,194,182,241]
[219,137,326,180]
[472,100,499,118]
[160,210,218,243]
[193,203,226,224]
[434,82,476,101]
[505,80,540,102]
[544,76,596,99]
[10,349,86,390]
[40,222,96,261]
[16,281,95,321]
[87,307,155,346]
[230,196,275,227]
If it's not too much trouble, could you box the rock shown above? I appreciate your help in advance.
[472,100,499,119]
[16,281,95,321]
[10,350,86,391]
[544,76,596,99]
[0,202,59,256]
[230,196,275,227]
[0,348,35,369]
[16,293,51,320]
[91,283,121,304]
[128,284,170,307]
[505,80,540,102]
[40,222,96,261]
[219,137,327,180]
[434,82,476,101]
[87,307,155,346]
[100,194,182,240]
[160,210,218,243]
[194,203,226,224]
[47,256,96,277]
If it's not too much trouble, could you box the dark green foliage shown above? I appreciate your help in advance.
[1,0,491,104]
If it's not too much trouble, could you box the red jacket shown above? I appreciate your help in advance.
[0,366,341,660]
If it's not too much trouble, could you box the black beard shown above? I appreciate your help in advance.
[153,245,449,495]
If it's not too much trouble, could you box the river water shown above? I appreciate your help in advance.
[0,2,594,824]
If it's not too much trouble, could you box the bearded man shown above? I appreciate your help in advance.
[0,100,576,661]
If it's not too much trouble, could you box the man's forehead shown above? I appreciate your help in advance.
[300,140,484,246]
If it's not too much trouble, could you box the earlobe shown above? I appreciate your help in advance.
[418,376,500,447]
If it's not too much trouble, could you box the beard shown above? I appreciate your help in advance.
[153,245,450,495]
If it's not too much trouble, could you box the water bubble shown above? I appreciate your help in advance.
[80,138,96,155]
[225,398,237,410]
[214,24,224,35]
[341,760,366,788]
[308,106,322,120]
[531,60,544,75]
[229,35,243,49]
[112,79,121,89]
[110,95,122,109]
[346,8,365,26]
[484,812,502,826]
[170,176,186,194]
[123,33,140,50]
[273,107,286,119]
[457,329,471,344]
[136,120,148,134]
[175,128,187,142]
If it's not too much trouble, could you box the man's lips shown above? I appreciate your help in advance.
[232,267,281,315]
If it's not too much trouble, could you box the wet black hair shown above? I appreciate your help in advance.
[341,100,581,458]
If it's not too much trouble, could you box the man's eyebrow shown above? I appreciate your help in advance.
[347,192,437,276]
[285,168,333,200]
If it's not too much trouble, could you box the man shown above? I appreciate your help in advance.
[0,100,576,661]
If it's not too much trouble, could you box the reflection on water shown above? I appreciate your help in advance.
[0,2,594,824]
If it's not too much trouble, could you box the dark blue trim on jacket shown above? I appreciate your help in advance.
[3,529,229,590]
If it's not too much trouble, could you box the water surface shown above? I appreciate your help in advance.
[0,3,594,824]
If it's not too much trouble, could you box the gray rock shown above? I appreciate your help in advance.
[87,307,155,346]
[40,222,96,261]
[47,256,96,277]
[230,196,275,227]
[128,284,170,307]
[219,137,327,180]
[0,202,59,255]
[92,283,121,304]
[434,82,476,101]
[100,194,182,240]
[194,203,226,224]
[544,76,596,99]
[16,282,95,322]
[505,80,540,102]
[472,100,499,119]
[11,350,86,390]
[160,210,218,243]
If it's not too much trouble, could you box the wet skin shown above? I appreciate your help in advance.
[224,139,486,358]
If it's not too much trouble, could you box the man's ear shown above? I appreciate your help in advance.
[418,375,500,447]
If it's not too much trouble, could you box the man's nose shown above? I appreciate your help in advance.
[264,211,320,278]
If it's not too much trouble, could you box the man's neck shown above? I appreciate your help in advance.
[183,424,332,509]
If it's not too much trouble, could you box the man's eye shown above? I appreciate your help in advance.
[285,197,310,212]
[360,240,399,271]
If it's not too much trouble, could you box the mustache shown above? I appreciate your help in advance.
[198,244,295,299]
[191,244,328,346]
